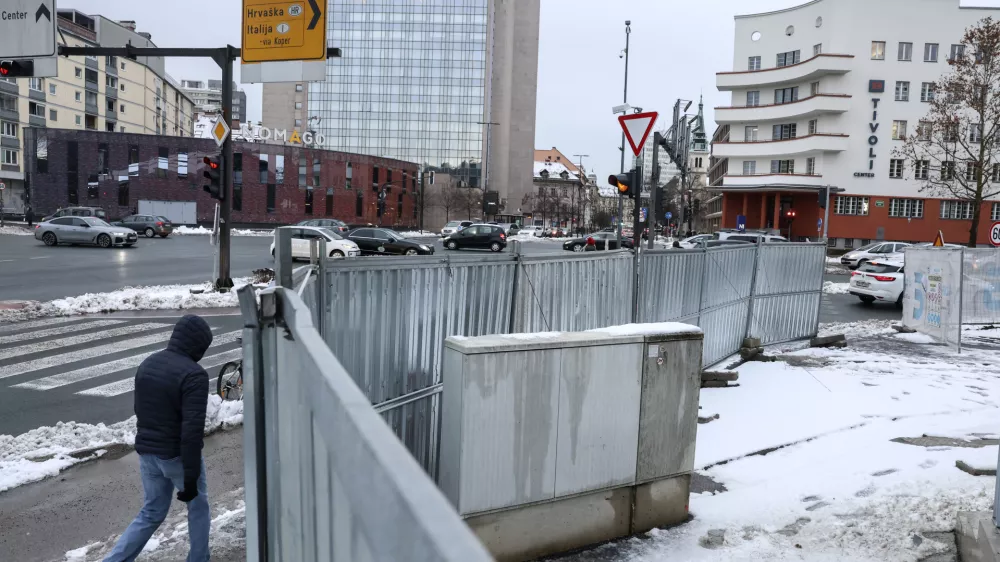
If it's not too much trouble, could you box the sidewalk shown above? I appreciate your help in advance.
[0,429,246,562]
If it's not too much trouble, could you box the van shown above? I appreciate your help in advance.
[43,206,107,222]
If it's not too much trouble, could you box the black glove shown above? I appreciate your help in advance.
[176,480,199,503]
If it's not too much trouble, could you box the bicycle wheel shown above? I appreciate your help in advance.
[217,361,244,401]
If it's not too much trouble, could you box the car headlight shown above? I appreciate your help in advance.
[419,245,430,251]
[115,232,128,237]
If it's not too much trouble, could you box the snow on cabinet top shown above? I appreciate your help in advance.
[445,323,702,354]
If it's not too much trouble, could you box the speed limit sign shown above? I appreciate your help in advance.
[991,221,1000,247]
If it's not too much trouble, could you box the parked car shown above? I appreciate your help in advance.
[562,232,634,251]
[501,223,521,236]
[544,227,566,238]
[715,231,788,243]
[346,227,435,256]
[840,242,911,269]
[269,226,361,260]
[441,220,473,237]
[443,224,507,252]
[42,206,107,223]
[676,234,714,249]
[111,214,174,238]
[519,225,544,237]
[297,218,350,234]
[35,217,138,248]
[849,259,904,307]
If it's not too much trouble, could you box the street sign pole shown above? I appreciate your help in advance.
[217,46,236,291]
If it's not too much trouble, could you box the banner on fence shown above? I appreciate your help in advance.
[903,248,963,350]
[962,249,1000,325]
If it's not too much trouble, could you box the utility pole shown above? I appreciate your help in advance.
[617,20,631,250]
[477,120,499,220]
[573,154,589,232]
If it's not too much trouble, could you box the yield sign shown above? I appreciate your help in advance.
[619,112,658,156]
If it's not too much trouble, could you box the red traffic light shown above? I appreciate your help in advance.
[204,156,219,170]
[786,209,797,218]
[0,66,8,77]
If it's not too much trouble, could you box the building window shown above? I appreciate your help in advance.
[917,121,932,141]
[294,119,302,128]
[295,102,302,110]
[106,76,118,89]
[75,115,81,125]
[1,148,18,166]
[895,81,909,101]
[920,82,935,102]
[941,161,956,180]
[346,161,352,189]
[746,91,760,107]
[259,154,269,183]
[233,152,243,186]
[105,55,117,68]
[992,163,1000,183]
[356,189,363,216]
[889,159,904,178]
[373,165,380,187]
[267,184,276,213]
[128,145,139,176]
[120,84,125,92]
[915,160,930,180]
[397,192,404,216]
[75,91,81,102]
[940,200,973,220]
[892,120,907,140]
[117,177,129,206]
[28,78,43,92]
[970,124,983,143]
[296,83,304,92]
[808,119,818,135]
[326,187,334,216]
[121,61,126,70]
[97,143,109,175]
[87,174,99,200]
[0,121,16,137]
[813,43,822,56]
[950,44,966,62]
[305,186,314,215]
[745,126,758,141]
[313,158,321,186]
[67,141,78,204]
[772,123,797,140]
[748,56,761,71]
[776,50,800,67]
[871,41,886,60]
[945,123,960,142]
[899,42,912,61]
[157,147,168,178]
[120,104,125,114]
[770,159,795,174]
[774,87,798,104]
[806,157,816,175]
[966,161,981,182]
[890,199,924,218]
[28,102,45,117]
[810,81,820,96]
[924,43,939,62]
[178,151,188,178]
[299,158,307,185]
[48,83,56,95]
[45,108,58,122]
[835,196,870,216]
[275,154,285,183]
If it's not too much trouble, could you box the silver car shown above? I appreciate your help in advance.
[35,217,138,248]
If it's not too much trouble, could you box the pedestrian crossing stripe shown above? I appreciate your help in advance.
[0,317,83,334]
[0,322,167,361]
[0,319,125,345]
[15,331,242,391]
[78,348,243,397]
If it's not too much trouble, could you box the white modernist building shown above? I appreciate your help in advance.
[710,0,1000,246]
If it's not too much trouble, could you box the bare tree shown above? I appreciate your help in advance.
[895,17,1000,246]
[459,187,484,220]
[435,185,465,222]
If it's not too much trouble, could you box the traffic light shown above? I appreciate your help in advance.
[818,187,829,209]
[0,60,34,78]
[786,209,797,219]
[203,155,224,201]
[607,169,637,199]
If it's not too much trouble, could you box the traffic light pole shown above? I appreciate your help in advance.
[630,166,641,321]
[617,21,631,251]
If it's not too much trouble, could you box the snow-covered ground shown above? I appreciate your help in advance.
[0,395,243,493]
[0,225,32,236]
[822,281,851,295]
[564,324,1000,562]
[172,226,273,237]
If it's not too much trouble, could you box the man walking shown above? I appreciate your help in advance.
[105,315,213,562]
[24,205,33,228]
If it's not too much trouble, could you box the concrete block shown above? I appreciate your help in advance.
[701,371,738,382]
[742,337,761,349]
[637,339,701,482]
[632,474,691,534]
[701,380,731,388]
[956,511,986,562]
[980,518,1000,562]
[738,347,758,360]
[810,334,846,348]
[466,487,632,562]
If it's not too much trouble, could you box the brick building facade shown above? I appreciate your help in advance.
[23,129,420,227]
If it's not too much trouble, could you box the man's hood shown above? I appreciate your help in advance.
[166,314,213,362]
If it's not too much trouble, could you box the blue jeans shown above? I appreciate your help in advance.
[105,454,210,562]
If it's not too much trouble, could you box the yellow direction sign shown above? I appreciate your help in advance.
[241,0,326,63]
[211,117,231,148]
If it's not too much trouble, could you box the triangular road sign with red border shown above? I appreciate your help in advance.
[619,112,659,157]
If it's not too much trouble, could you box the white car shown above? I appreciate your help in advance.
[849,259,904,307]
[840,241,910,269]
[519,225,545,237]
[441,220,472,237]
[716,231,788,243]
[270,226,361,260]
[676,234,714,248]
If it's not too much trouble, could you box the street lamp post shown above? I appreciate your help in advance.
[617,20,631,250]
[573,154,589,232]
[478,120,500,219]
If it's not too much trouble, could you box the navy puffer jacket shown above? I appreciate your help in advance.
[134,315,213,484]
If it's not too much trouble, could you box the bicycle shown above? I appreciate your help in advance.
[216,337,244,401]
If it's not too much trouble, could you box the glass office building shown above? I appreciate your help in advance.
[308,0,488,187]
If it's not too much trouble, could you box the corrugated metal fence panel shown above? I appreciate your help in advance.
[963,249,1000,325]
[750,293,821,345]
[754,243,827,295]
[701,246,757,309]
[636,250,705,323]
[698,300,751,367]
[513,252,634,333]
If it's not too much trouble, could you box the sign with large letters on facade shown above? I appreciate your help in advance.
[236,123,328,147]
[857,93,882,176]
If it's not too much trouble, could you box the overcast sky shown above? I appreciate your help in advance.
[63,0,1000,183]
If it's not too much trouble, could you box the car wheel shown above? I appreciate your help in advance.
[446,241,458,250]
[270,248,275,259]
[42,232,57,246]
[490,242,502,252]
[572,243,584,252]
[896,293,904,309]
[405,248,418,256]
[856,259,868,270]
[330,250,345,258]
[97,234,112,248]
[859,296,876,305]
[144,227,155,238]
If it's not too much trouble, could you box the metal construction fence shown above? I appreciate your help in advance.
[237,285,493,562]
[273,230,826,473]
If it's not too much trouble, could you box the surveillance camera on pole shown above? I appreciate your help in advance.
[612,103,632,115]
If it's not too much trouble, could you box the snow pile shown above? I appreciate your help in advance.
[0,225,32,236]
[822,281,851,294]
[395,230,437,238]
[589,322,702,337]
[563,324,1000,562]
[818,319,896,340]
[0,398,244,492]
[173,225,273,237]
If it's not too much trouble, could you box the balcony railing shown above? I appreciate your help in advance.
[717,54,854,91]
[715,94,851,123]
[712,133,849,158]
